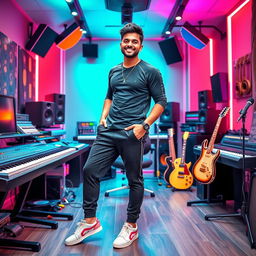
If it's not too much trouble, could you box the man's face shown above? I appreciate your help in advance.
[120,33,143,58]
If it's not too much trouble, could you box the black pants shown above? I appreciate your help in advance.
[83,125,146,223]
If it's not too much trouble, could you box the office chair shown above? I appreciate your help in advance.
[104,136,155,197]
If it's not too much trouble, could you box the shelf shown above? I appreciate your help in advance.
[0,131,50,140]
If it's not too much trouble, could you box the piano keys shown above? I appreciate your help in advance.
[0,141,86,178]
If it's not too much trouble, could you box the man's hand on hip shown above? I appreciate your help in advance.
[125,124,146,140]
[99,118,107,128]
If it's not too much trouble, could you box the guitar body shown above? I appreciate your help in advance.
[169,158,193,190]
[192,139,220,184]
[163,156,173,185]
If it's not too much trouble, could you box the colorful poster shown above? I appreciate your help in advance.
[18,47,35,113]
[0,31,17,97]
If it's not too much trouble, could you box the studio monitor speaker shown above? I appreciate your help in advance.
[83,44,98,58]
[210,72,228,103]
[248,172,256,248]
[160,102,180,123]
[45,94,65,124]
[198,90,215,110]
[25,24,58,57]
[158,36,183,65]
[25,101,55,127]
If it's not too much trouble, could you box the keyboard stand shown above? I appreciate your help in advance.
[0,180,73,252]
[12,180,73,226]
[187,182,225,206]
[0,238,41,252]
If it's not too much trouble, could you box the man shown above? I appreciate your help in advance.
[65,23,167,249]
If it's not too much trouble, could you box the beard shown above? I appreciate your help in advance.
[121,47,139,58]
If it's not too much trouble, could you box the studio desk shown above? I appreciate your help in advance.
[74,133,168,175]
[0,137,89,252]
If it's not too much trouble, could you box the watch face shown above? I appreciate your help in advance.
[143,123,150,130]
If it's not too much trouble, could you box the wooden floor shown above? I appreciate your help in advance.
[0,173,256,256]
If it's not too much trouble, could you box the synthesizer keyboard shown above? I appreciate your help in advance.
[193,134,256,168]
[0,142,82,178]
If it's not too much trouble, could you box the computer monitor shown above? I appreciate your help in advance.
[0,95,17,135]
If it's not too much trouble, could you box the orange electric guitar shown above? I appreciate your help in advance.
[169,132,193,190]
[192,107,230,184]
[163,128,176,185]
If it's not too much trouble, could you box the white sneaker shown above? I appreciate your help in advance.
[65,218,102,246]
[113,223,138,249]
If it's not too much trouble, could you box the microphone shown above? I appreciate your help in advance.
[237,98,255,122]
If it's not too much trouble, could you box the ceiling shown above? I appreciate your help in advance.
[14,0,242,40]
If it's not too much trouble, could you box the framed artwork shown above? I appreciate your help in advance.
[18,46,35,113]
[0,31,17,97]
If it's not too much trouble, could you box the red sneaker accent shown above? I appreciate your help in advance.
[129,230,138,240]
[81,219,100,237]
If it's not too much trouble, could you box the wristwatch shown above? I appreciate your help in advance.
[142,122,150,131]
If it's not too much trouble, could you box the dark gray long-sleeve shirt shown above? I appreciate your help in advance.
[105,60,167,129]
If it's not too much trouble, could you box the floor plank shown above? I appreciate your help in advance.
[0,173,256,256]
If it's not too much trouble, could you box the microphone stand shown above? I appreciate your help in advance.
[155,122,162,186]
[204,114,255,248]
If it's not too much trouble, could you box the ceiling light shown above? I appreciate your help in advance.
[180,21,209,50]
[65,0,73,3]
[165,31,171,35]
[175,16,182,21]
[71,11,78,16]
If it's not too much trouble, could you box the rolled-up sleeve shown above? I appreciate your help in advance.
[147,69,167,109]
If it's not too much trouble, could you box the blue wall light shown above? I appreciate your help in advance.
[180,22,209,50]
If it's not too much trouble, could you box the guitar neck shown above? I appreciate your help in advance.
[168,137,176,160]
[207,117,222,153]
[181,139,187,164]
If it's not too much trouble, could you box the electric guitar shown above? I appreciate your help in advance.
[192,107,230,184]
[169,132,193,190]
[163,128,176,185]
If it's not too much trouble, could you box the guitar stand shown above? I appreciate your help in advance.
[172,187,193,192]
[203,117,255,249]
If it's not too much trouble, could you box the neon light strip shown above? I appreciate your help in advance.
[182,40,187,117]
[209,38,213,76]
[187,43,190,111]
[35,55,39,101]
[227,0,250,130]
[60,49,64,94]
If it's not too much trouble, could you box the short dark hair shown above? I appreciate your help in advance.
[120,23,144,43]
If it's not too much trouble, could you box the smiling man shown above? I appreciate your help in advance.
[65,23,167,249]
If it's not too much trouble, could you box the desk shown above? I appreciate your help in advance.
[74,134,168,176]
[75,134,168,143]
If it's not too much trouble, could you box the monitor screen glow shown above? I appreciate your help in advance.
[0,95,17,135]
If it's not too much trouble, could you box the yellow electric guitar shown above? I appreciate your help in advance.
[163,128,176,185]
[192,107,230,184]
[169,132,193,190]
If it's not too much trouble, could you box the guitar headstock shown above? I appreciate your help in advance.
[219,107,230,118]
[167,128,174,137]
[183,131,189,140]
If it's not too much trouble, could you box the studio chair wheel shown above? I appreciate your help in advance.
[105,192,109,197]
[150,192,155,197]
[205,216,210,221]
